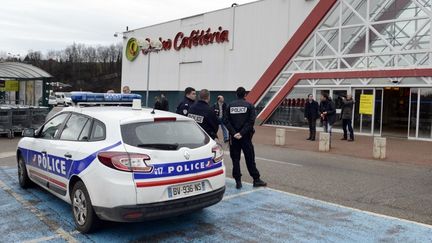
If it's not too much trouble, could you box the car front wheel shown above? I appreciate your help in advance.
[17,155,32,188]
[71,181,100,233]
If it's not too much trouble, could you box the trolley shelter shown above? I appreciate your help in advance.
[0,62,52,106]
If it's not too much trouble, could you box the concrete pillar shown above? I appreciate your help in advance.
[319,132,330,152]
[373,137,386,159]
[275,128,286,146]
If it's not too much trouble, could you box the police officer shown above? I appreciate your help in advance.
[188,89,219,139]
[176,87,196,116]
[224,87,267,189]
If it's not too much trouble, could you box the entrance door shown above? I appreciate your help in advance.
[382,88,410,138]
[353,88,383,135]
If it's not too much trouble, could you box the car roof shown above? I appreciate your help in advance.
[60,106,191,123]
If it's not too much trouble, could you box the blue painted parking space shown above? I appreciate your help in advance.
[1,166,432,242]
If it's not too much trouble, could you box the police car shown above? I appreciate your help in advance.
[16,92,225,233]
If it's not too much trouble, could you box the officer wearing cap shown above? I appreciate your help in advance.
[188,89,219,139]
[224,87,267,189]
[176,87,196,116]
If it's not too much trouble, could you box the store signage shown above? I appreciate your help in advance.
[0,80,19,92]
[359,94,374,115]
[126,26,229,61]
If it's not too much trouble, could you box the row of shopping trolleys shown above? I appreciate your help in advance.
[0,105,49,139]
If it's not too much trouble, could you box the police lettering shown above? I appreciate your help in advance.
[167,161,206,174]
[35,154,67,176]
[188,114,204,123]
[230,107,247,114]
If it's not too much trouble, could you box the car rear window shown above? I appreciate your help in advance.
[121,120,210,150]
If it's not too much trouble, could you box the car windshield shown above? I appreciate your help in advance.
[121,120,209,150]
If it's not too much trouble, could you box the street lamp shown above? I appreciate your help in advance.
[139,39,163,107]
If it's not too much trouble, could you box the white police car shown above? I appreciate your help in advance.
[16,92,225,233]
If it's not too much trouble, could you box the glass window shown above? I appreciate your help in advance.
[60,114,89,141]
[121,121,209,150]
[418,88,432,139]
[40,113,69,139]
[78,119,92,141]
[90,120,106,141]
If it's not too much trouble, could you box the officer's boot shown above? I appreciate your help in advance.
[311,131,316,141]
[235,179,242,189]
[306,131,311,140]
[253,179,267,187]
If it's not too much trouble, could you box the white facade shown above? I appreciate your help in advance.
[121,0,318,92]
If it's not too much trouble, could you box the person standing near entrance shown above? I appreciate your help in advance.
[319,93,336,144]
[160,93,169,111]
[212,95,229,143]
[188,89,219,139]
[224,87,267,189]
[176,87,196,116]
[304,94,319,141]
[341,94,355,141]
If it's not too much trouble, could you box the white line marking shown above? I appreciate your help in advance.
[0,178,78,243]
[224,152,302,167]
[22,235,59,243]
[255,156,303,167]
[222,188,264,201]
[0,151,15,159]
[225,178,432,229]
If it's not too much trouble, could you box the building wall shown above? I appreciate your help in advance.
[121,0,318,94]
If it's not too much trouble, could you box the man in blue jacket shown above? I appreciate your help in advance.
[176,87,196,116]
[224,87,267,189]
[188,89,219,140]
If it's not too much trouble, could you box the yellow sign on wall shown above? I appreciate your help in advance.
[359,94,374,115]
[0,80,19,92]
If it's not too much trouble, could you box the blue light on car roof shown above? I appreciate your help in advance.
[71,92,142,103]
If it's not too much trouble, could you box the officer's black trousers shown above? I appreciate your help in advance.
[230,135,260,181]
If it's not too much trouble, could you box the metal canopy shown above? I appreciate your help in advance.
[0,62,52,80]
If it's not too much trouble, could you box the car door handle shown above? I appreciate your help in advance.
[64,153,72,159]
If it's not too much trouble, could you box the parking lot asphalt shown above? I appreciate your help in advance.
[1,164,432,242]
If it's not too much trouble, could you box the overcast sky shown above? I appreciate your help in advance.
[0,0,255,57]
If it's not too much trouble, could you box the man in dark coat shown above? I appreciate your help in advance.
[341,94,354,141]
[224,87,267,189]
[154,96,162,110]
[319,93,336,135]
[160,93,169,111]
[304,94,319,141]
[212,95,229,142]
[188,89,219,139]
[176,87,196,116]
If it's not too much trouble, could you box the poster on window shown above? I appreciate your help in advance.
[359,94,374,115]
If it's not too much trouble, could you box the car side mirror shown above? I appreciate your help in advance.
[22,128,36,137]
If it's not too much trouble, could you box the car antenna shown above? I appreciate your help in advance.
[151,107,156,114]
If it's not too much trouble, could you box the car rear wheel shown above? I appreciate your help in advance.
[71,181,100,233]
[17,155,32,188]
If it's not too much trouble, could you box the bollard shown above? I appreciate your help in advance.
[319,132,330,152]
[373,137,386,159]
[275,128,286,146]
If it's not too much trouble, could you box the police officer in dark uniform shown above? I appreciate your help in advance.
[224,87,267,189]
[188,89,219,139]
[176,87,196,116]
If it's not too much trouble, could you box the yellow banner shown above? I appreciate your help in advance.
[0,80,19,92]
[359,94,374,115]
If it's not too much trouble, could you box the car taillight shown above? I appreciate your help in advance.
[97,152,153,173]
[212,144,224,163]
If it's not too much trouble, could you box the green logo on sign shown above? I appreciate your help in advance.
[126,38,140,61]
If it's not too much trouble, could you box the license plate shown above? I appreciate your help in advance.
[168,181,205,199]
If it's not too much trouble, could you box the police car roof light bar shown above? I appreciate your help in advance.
[71,92,142,107]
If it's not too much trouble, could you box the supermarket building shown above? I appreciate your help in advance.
[121,0,432,141]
